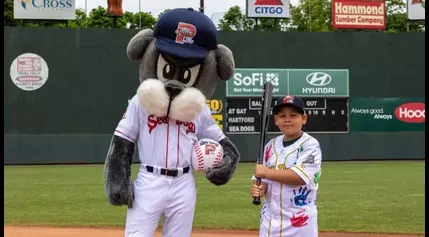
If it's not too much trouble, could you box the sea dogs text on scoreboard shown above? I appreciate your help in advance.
[246,0,290,18]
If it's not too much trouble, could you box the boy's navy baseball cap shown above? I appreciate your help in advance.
[273,95,306,115]
[153,8,218,60]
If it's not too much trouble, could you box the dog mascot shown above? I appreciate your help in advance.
[103,8,241,237]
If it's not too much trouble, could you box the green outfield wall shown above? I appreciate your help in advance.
[4,27,425,164]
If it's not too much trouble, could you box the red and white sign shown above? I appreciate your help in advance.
[332,0,386,30]
[9,53,49,91]
[394,103,425,123]
[246,0,290,18]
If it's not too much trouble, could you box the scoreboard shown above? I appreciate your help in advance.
[224,97,349,134]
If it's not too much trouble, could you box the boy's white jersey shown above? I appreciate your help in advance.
[253,132,322,237]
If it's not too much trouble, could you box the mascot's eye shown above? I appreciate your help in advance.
[163,64,174,79]
[181,69,190,82]
[157,54,175,82]
[179,64,201,87]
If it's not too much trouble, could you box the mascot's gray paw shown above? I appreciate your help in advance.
[205,156,235,186]
[107,179,135,208]
[104,135,135,208]
[205,137,240,186]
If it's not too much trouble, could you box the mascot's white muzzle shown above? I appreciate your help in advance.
[136,78,206,122]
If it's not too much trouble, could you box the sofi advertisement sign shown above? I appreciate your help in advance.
[246,0,290,18]
[14,0,76,20]
[332,0,386,30]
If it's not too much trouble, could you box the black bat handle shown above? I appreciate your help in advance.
[253,177,262,205]
[253,156,263,205]
[253,197,261,205]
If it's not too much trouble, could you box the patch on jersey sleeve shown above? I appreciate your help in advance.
[303,155,315,164]
[302,154,321,165]
[314,171,321,184]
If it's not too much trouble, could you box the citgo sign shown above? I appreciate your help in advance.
[246,0,290,18]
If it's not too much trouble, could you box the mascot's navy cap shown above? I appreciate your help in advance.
[273,95,306,115]
[154,8,218,59]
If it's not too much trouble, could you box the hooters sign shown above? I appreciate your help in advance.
[175,22,197,44]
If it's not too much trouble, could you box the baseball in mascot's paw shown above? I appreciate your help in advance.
[191,139,224,173]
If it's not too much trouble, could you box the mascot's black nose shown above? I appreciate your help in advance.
[165,85,182,100]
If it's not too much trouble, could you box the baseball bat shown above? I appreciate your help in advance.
[253,81,274,206]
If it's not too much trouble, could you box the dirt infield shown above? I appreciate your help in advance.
[4,226,424,237]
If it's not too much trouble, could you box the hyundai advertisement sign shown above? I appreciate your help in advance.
[247,0,290,18]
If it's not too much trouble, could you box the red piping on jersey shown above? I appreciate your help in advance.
[165,122,170,168]
[176,125,180,168]
[114,130,134,142]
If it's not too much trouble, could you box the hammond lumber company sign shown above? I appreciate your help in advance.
[332,0,386,30]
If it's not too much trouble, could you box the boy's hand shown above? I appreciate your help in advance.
[254,164,270,179]
[251,182,267,198]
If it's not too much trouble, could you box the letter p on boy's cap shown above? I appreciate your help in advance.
[272,95,306,115]
[153,8,218,60]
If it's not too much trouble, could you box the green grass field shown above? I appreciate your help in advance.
[4,161,425,234]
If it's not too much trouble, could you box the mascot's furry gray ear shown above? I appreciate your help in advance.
[215,44,235,81]
[126,29,155,62]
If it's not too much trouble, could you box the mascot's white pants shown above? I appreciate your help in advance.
[125,168,196,237]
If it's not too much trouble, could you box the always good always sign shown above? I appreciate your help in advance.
[349,98,425,132]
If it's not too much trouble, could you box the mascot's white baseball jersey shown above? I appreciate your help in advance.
[115,95,225,168]
[253,132,322,237]
[103,7,241,237]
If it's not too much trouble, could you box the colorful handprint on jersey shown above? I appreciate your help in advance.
[290,209,309,228]
[291,186,311,206]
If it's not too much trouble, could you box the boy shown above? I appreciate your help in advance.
[251,95,322,237]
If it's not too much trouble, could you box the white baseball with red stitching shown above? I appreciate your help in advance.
[191,139,224,173]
